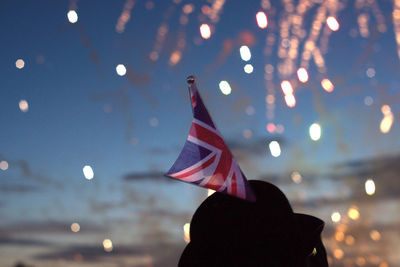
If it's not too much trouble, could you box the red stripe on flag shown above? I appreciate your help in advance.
[173,154,217,179]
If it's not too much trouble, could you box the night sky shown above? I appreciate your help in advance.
[1,0,400,266]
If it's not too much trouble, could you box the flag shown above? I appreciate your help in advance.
[166,76,255,201]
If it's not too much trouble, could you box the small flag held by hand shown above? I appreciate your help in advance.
[166,76,255,201]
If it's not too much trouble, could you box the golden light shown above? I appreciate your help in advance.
[321,78,334,92]
[82,165,94,180]
[67,10,78,24]
[280,80,293,95]
[333,248,344,259]
[326,16,340,31]
[269,141,281,157]
[15,59,25,69]
[365,179,376,195]
[348,206,360,220]
[335,231,344,242]
[199,23,211,39]
[256,11,268,29]
[116,64,127,76]
[345,235,355,245]
[380,105,393,134]
[309,123,321,141]
[381,105,391,115]
[183,223,190,243]
[284,94,296,108]
[291,171,302,184]
[379,262,389,267]
[103,239,113,252]
[19,100,29,112]
[0,161,9,171]
[169,51,182,66]
[370,230,381,241]
[219,81,232,95]
[239,46,251,61]
[297,67,309,83]
[331,211,341,223]
[71,223,80,233]
[356,257,366,266]
[243,64,254,74]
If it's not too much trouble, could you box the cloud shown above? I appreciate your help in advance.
[0,184,40,194]
[0,236,53,247]
[123,171,176,183]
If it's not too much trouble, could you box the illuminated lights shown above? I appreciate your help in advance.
[321,78,334,92]
[103,239,113,252]
[366,67,376,78]
[326,16,340,31]
[19,100,29,112]
[83,165,94,180]
[116,0,135,33]
[365,179,376,195]
[219,81,232,95]
[284,94,296,108]
[67,10,78,24]
[256,11,268,29]
[269,141,281,157]
[379,262,389,267]
[370,230,381,241]
[297,67,309,83]
[183,223,190,243]
[356,257,366,266]
[333,248,344,259]
[200,24,211,39]
[116,64,127,76]
[335,231,344,242]
[239,46,251,61]
[243,129,252,139]
[266,123,276,133]
[183,4,194,14]
[0,161,8,171]
[331,212,341,223]
[169,51,182,66]
[309,123,321,141]
[291,171,302,184]
[71,223,80,232]
[281,81,296,108]
[15,59,25,69]
[380,105,394,134]
[280,81,293,95]
[244,64,254,73]
[348,206,360,220]
[345,235,355,245]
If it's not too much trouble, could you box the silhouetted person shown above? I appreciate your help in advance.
[179,180,329,266]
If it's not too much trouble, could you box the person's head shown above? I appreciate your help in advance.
[179,180,329,266]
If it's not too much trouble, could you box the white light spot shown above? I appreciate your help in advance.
[365,179,375,195]
[71,223,80,232]
[366,68,376,78]
[83,165,94,180]
[67,10,78,24]
[200,24,211,39]
[244,64,254,74]
[291,171,302,184]
[15,59,25,69]
[19,100,29,112]
[239,46,251,61]
[326,16,340,31]
[331,212,341,223]
[269,141,281,157]
[256,11,268,29]
[103,239,113,252]
[219,81,232,95]
[309,123,321,141]
[0,161,9,171]
[116,64,127,76]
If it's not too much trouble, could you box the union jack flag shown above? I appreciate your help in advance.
[166,76,255,201]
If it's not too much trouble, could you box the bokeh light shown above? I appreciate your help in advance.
[0,161,8,171]
[321,78,334,92]
[183,223,190,243]
[116,64,127,76]
[199,24,211,39]
[309,123,321,141]
[370,230,381,241]
[297,67,309,83]
[348,206,360,220]
[19,100,29,112]
[326,16,340,31]
[256,11,268,29]
[15,59,25,69]
[71,223,80,233]
[269,141,281,157]
[331,212,341,223]
[219,80,232,95]
[82,165,94,180]
[243,64,254,73]
[291,171,302,184]
[365,179,376,195]
[239,45,251,61]
[103,239,113,252]
[67,10,78,23]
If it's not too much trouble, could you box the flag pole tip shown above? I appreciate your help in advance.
[186,75,195,84]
